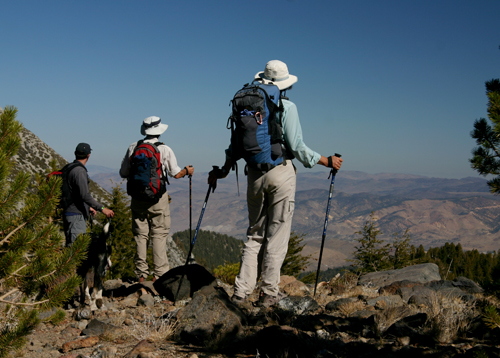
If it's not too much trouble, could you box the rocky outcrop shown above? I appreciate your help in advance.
[12,264,500,358]
[175,285,246,348]
[357,263,441,288]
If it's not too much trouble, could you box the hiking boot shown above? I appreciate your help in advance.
[231,295,247,306]
[257,292,279,308]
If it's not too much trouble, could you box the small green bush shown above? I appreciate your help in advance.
[482,305,500,330]
[213,262,240,285]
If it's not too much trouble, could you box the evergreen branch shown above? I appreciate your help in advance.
[0,222,27,246]
[483,135,500,158]
[0,288,19,301]
[36,269,57,282]
[482,305,500,330]
[0,172,30,211]
[0,308,39,358]
[0,298,50,307]
[0,264,28,285]
[22,178,60,226]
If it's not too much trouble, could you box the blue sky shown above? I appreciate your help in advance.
[1,0,499,179]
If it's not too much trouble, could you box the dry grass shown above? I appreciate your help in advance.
[374,305,417,334]
[128,306,178,342]
[318,271,377,307]
[424,292,479,344]
[329,272,359,296]
[337,301,366,317]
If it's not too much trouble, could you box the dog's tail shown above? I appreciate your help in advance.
[103,221,110,235]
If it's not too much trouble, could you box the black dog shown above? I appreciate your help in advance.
[76,220,111,311]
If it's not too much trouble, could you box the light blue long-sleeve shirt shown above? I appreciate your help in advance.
[281,99,321,168]
[225,98,321,168]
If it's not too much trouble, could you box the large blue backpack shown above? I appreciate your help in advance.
[228,82,285,171]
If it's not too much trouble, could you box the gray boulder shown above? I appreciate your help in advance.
[407,286,438,306]
[325,297,359,312]
[450,276,483,293]
[379,280,424,296]
[358,263,441,288]
[366,295,404,308]
[175,285,246,348]
[82,319,120,336]
[276,296,320,315]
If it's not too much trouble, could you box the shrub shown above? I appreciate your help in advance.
[213,262,240,285]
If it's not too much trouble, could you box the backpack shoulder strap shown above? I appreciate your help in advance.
[152,142,169,185]
[132,139,144,152]
[134,140,164,151]
[64,161,86,174]
[147,141,164,151]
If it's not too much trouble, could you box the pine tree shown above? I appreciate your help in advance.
[415,244,426,260]
[391,229,412,269]
[0,106,89,357]
[349,212,391,273]
[107,183,136,281]
[173,229,243,271]
[470,78,500,193]
[281,232,311,278]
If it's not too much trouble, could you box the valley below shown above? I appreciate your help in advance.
[13,127,500,271]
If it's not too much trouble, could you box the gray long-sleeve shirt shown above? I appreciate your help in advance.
[65,160,103,218]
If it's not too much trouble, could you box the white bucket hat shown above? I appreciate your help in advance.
[254,60,298,90]
[140,116,168,136]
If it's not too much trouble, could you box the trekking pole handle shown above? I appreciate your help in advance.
[210,165,227,193]
[329,153,342,177]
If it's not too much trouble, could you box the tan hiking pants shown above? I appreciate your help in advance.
[234,160,296,297]
[131,192,170,279]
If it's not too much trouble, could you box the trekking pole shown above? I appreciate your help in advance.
[174,174,217,303]
[314,154,342,297]
[184,178,216,266]
[189,173,192,247]
[89,212,94,235]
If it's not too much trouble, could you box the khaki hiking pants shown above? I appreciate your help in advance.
[131,192,170,279]
[234,160,296,298]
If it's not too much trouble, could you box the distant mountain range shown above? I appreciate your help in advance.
[14,127,500,270]
[87,164,499,270]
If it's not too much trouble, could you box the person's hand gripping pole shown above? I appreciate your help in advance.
[314,153,342,297]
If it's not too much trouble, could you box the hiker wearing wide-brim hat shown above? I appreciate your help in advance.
[209,59,343,308]
[254,60,298,91]
[120,116,194,283]
[140,116,169,136]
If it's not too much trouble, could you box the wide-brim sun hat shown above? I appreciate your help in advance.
[141,116,168,136]
[254,60,298,90]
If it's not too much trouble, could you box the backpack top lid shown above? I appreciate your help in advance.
[232,82,282,118]
[229,82,285,171]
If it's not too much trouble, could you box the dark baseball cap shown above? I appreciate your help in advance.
[75,143,92,156]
